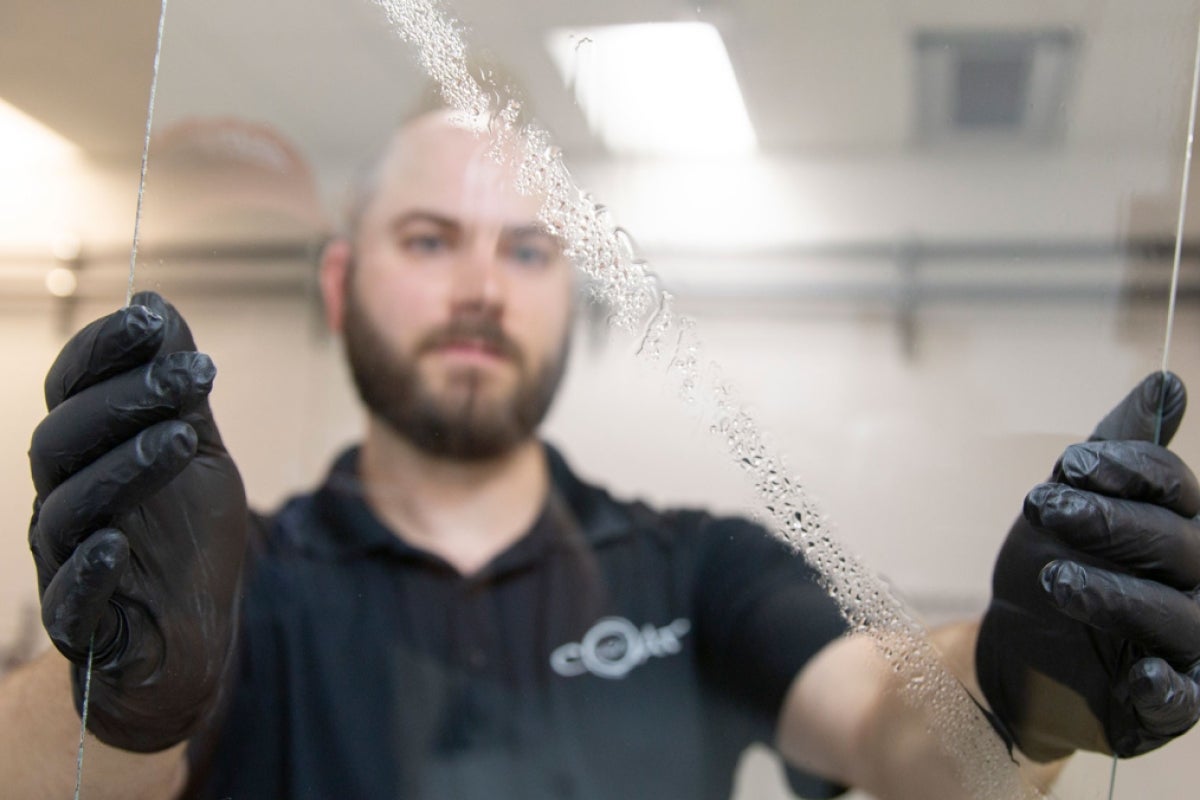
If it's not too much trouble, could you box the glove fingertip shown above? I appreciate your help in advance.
[42,529,129,660]
[132,291,199,354]
[1129,658,1172,700]
[1129,657,1200,737]
[44,301,170,411]
[1022,482,1063,530]
[1159,371,1187,444]
[138,420,199,467]
[1090,372,1185,443]
[82,528,130,574]
[1038,559,1098,620]
[1038,559,1070,594]
[129,290,168,316]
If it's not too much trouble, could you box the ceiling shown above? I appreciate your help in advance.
[3,0,1200,253]
[4,0,1199,160]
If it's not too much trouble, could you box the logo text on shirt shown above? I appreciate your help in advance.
[550,617,691,679]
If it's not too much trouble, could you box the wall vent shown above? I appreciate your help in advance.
[915,29,1076,147]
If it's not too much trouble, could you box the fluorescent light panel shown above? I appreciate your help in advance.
[547,22,757,157]
[0,97,78,165]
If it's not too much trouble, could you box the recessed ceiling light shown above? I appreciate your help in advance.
[546,22,757,158]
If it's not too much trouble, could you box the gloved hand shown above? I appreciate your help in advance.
[27,291,248,753]
[976,372,1200,762]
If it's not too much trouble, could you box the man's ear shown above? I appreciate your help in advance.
[319,237,353,333]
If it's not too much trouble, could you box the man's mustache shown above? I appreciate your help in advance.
[417,317,524,366]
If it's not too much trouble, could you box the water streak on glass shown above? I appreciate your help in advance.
[372,0,1040,796]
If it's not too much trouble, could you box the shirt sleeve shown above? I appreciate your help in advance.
[687,513,850,798]
[691,514,849,714]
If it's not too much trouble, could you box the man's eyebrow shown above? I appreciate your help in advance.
[503,223,557,239]
[389,210,461,231]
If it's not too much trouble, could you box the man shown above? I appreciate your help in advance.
[3,109,1199,798]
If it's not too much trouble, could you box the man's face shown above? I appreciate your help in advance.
[340,112,573,460]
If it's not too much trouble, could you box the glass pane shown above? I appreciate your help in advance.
[2,1,1198,797]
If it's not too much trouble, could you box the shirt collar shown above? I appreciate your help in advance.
[298,442,635,564]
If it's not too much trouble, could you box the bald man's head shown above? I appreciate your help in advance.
[322,109,574,461]
[343,110,536,242]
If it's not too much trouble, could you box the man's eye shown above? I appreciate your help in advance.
[403,234,448,254]
[509,243,552,267]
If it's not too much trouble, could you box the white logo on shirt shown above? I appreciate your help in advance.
[550,617,692,679]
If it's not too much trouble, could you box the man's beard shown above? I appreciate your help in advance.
[341,278,568,461]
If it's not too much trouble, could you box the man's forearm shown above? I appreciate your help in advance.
[929,621,1066,794]
[778,632,981,798]
[777,625,1065,799]
[0,649,187,800]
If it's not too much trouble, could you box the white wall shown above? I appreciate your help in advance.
[2,266,1197,796]
[1,108,1197,800]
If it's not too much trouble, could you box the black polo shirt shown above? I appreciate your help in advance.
[192,445,849,799]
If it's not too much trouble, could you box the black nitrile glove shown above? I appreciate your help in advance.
[977,372,1200,762]
[28,291,248,753]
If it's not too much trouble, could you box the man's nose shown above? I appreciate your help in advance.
[449,241,505,312]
